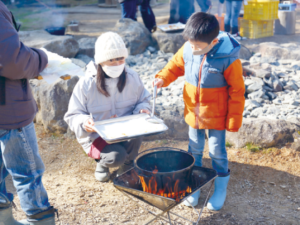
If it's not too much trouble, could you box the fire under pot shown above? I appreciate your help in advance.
[114,147,218,224]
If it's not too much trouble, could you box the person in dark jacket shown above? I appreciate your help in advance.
[119,0,156,32]
[0,2,56,225]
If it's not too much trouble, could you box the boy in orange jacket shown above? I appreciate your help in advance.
[155,12,245,210]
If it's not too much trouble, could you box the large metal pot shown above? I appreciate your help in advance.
[134,147,195,198]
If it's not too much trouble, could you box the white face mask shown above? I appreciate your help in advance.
[102,63,125,78]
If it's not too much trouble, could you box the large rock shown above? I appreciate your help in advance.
[19,30,79,58]
[115,19,153,55]
[30,76,80,133]
[144,110,189,141]
[239,44,252,60]
[75,54,94,64]
[152,30,185,54]
[77,38,97,58]
[248,42,300,60]
[226,119,300,148]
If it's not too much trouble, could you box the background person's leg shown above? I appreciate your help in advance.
[120,0,138,21]
[168,0,179,23]
[224,0,232,33]
[196,0,211,12]
[231,1,243,34]
[139,0,156,32]
[178,0,195,24]
[1,123,50,216]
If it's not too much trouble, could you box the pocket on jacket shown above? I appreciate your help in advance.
[208,68,221,74]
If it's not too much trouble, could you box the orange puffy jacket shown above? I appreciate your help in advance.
[156,32,245,132]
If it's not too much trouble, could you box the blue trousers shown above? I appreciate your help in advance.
[224,0,243,33]
[0,122,50,216]
[120,0,137,21]
[169,0,211,24]
[196,0,211,12]
[139,0,156,32]
[121,0,156,32]
[188,127,229,176]
[169,0,194,24]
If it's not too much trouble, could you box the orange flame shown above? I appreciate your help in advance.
[138,167,192,202]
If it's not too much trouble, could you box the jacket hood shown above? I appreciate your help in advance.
[208,31,241,59]
[85,61,97,78]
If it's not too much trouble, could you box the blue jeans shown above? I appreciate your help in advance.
[196,0,211,12]
[169,0,194,24]
[224,0,243,32]
[139,0,156,32]
[188,127,229,176]
[120,0,137,21]
[0,122,50,215]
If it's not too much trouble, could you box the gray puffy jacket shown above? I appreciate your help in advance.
[64,62,151,153]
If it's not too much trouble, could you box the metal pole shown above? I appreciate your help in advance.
[147,210,172,224]
[169,212,195,224]
[196,181,215,224]
[167,212,172,225]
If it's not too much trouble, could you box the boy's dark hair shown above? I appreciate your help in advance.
[183,12,220,43]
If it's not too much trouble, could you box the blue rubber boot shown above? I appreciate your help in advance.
[207,175,230,211]
[0,193,23,225]
[183,190,200,207]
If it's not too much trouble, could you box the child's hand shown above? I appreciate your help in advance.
[153,78,164,89]
[140,109,151,114]
[84,118,96,133]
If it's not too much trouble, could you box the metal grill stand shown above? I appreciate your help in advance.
[114,166,217,225]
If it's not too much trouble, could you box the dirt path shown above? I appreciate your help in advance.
[6,124,300,224]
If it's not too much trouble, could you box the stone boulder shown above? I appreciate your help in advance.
[30,76,80,134]
[144,110,189,141]
[239,44,252,60]
[291,131,300,152]
[75,54,94,64]
[77,38,97,58]
[226,119,300,148]
[19,30,79,58]
[71,58,87,68]
[152,30,185,54]
[248,42,300,61]
[115,19,153,55]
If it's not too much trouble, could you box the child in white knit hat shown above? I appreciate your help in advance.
[64,32,151,182]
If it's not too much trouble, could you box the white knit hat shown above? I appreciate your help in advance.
[94,32,128,64]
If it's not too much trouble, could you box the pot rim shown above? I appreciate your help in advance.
[134,147,195,175]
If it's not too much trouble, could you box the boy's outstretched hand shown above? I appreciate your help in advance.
[153,78,164,88]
